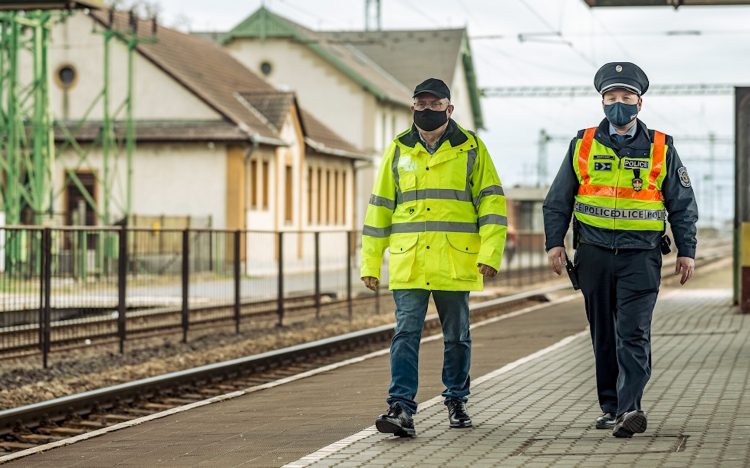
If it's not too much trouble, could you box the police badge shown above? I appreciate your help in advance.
[677,166,691,188]
[632,177,643,192]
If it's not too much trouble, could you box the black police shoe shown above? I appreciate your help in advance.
[595,412,616,430]
[446,400,472,428]
[612,410,647,438]
[376,403,416,437]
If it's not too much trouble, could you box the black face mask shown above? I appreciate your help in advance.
[414,109,448,132]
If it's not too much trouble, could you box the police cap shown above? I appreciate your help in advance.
[413,78,451,100]
[594,62,649,96]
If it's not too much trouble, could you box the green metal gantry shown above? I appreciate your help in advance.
[0,7,157,273]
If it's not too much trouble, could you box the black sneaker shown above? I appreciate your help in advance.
[612,410,647,438]
[446,400,472,428]
[595,412,616,430]
[375,403,416,437]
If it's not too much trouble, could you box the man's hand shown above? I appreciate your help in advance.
[675,257,695,285]
[479,264,497,278]
[547,246,566,275]
[362,276,379,291]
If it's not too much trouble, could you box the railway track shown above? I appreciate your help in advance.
[0,246,731,455]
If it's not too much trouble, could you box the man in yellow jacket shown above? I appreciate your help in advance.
[361,78,507,437]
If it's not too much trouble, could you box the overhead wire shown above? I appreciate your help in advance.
[515,0,597,68]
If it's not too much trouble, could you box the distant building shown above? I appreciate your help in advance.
[504,186,549,251]
[197,7,484,229]
[38,9,366,264]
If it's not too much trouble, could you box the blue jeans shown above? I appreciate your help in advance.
[387,289,471,415]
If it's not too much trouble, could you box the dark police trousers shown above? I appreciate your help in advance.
[576,243,661,417]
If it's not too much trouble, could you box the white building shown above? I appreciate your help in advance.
[202,7,484,230]
[36,9,367,265]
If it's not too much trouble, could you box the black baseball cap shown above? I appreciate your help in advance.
[413,78,451,100]
[594,62,649,96]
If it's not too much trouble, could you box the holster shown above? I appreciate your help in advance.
[565,254,580,291]
[660,235,672,255]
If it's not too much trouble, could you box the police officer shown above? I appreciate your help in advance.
[361,78,507,437]
[543,62,698,438]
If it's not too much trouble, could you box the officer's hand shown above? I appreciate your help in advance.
[479,264,497,278]
[675,257,695,285]
[547,246,566,275]
[362,276,379,291]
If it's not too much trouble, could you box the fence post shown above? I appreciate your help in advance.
[209,216,214,272]
[38,231,44,359]
[314,232,320,319]
[277,232,284,327]
[234,230,241,333]
[118,225,128,353]
[42,228,51,369]
[181,229,189,343]
[347,230,352,320]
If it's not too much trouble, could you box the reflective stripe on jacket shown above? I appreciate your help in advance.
[360,120,507,291]
[572,126,667,232]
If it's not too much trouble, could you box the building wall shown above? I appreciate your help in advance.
[225,38,370,148]
[55,142,228,227]
[41,13,222,122]
[448,48,476,132]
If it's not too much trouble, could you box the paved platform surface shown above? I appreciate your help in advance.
[287,263,749,468]
[4,261,747,468]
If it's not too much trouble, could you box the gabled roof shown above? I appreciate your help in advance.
[52,121,251,143]
[219,7,413,108]
[327,29,465,91]
[299,109,369,160]
[90,9,285,143]
[237,91,369,159]
[85,10,366,157]
[327,29,484,130]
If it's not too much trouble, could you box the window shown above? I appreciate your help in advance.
[318,168,323,224]
[381,113,387,151]
[307,167,313,224]
[261,161,269,209]
[333,170,339,225]
[342,171,347,225]
[55,64,78,89]
[250,159,257,209]
[260,61,273,76]
[326,169,331,224]
[66,172,96,226]
[285,165,293,223]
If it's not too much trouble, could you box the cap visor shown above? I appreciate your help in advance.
[600,83,641,95]
[413,91,448,99]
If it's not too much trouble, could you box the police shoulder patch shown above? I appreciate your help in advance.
[677,166,691,188]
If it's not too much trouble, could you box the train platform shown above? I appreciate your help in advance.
[2,260,747,468]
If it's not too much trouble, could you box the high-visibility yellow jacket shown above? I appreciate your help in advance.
[360,120,507,291]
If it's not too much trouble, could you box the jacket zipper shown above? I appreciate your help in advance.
[614,155,622,254]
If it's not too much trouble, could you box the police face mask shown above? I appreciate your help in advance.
[603,102,639,127]
[414,109,449,132]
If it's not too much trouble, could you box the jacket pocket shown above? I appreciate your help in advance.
[399,172,417,208]
[388,234,419,283]
[446,233,481,281]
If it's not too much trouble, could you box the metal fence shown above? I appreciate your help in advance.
[0,227,557,367]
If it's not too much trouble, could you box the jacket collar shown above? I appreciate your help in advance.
[398,119,469,150]
[594,118,654,151]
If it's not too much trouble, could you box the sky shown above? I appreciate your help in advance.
[146,0,750,228]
